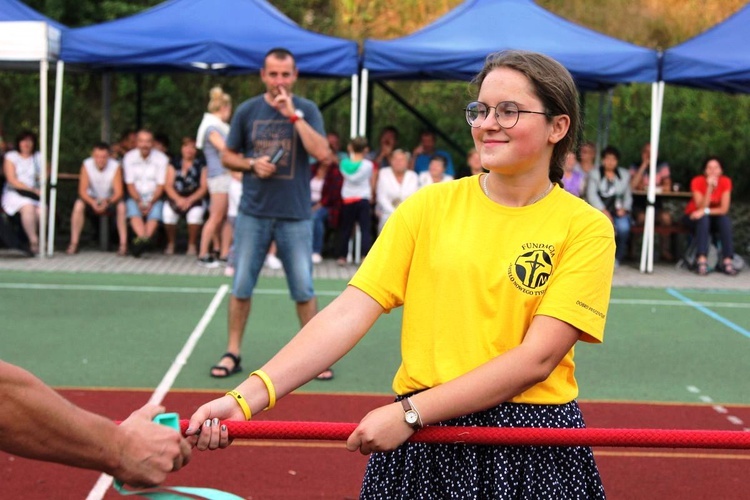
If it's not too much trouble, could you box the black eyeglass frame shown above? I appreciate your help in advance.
[464,101,551,129]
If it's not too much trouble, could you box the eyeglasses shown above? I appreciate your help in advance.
[464,101,550,129]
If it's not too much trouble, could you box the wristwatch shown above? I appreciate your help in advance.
[289,108,304,124]
[248,158,255,171]
[400,397,423,430]
[704,207,710,215]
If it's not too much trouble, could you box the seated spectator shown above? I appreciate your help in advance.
[562,151,585,197]
[630,142,674,260]
[1,130,42,255]
[683,156,738,276]
[326,131,348,163]
[418,155,454,188]
[122,129,168,257]
[575,141,597,196]
[163,137,208,255]
[586,146,632,267]
[366,126,399,169]
[456,148,483,178]
[112,130,136,161]
[411,130,455,176]
[67,142,127,255]
[310,150,343,264]
[335,137,374,266]
[376,149,418,233]
[153,133,171,156]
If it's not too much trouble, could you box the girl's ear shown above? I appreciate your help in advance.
[548,115,570,145]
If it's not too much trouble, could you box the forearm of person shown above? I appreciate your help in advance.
[715,191,731,215]
[376,190,395,214]
[79,187,97,208]
[232,286,382,413]
[109,171,124,203]
[294,121,329,162]
[0,361,122,474]
[151,186,165,203]
[208,131,226,153]
[187,185,208,204]
[221,150,253,172]
[410,315,580,425]
[126,184,140,202]
[630,165,646,189]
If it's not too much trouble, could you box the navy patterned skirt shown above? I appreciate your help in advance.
[360,399,605,499]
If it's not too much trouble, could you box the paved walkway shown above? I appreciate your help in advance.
[0,248,747,290]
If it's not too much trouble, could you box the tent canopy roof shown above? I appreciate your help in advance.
[0,0,64,64]
[61,0,359,77]
[363,0,658,90]
[662,4,750,93]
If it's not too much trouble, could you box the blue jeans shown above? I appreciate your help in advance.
[232,212,314,302]
[685,214,734,259]
[312,206,328,255]
[613,214,631,263]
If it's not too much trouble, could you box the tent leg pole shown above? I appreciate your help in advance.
[358,69,369,137]
[39,59,48,259]
[350,73,359,139]
[47,60,64,256]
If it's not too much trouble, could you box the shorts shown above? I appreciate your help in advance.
[162,201,205,225]
[207,172,232,194]
[361,399,605,499]
[126,198,163,221]
[232,212,314,302]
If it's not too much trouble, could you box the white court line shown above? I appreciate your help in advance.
[86,284,229,500]
[685,386,749,434]
[0,282,342,296]
[609,298,750,309]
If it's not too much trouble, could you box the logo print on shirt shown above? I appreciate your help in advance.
[507,246,554,295]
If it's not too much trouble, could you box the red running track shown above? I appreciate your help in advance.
[1,390,748,499]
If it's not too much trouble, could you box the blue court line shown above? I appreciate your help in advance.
[666,288,750,339]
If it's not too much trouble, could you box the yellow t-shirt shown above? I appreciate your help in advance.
[349,176,615,404]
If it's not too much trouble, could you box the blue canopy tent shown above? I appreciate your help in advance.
[362,0,657,88]
[361,0,662,271]
[643,4,750,272]
[0,0,68,257]
[60,0,359,78]
[662,3,750,93]
[53,0,360,254]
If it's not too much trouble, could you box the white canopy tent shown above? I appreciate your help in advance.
[0,9,64,258]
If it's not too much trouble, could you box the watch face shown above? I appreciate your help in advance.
[405,411,418,424]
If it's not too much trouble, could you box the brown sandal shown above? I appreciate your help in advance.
[65,243,78,255]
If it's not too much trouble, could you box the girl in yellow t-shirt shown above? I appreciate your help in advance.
[188,50,614,499]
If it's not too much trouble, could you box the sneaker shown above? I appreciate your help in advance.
[131,237,149,258]
[264,253,283,270]
[198,255,220,269]
[312,253,323,264]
